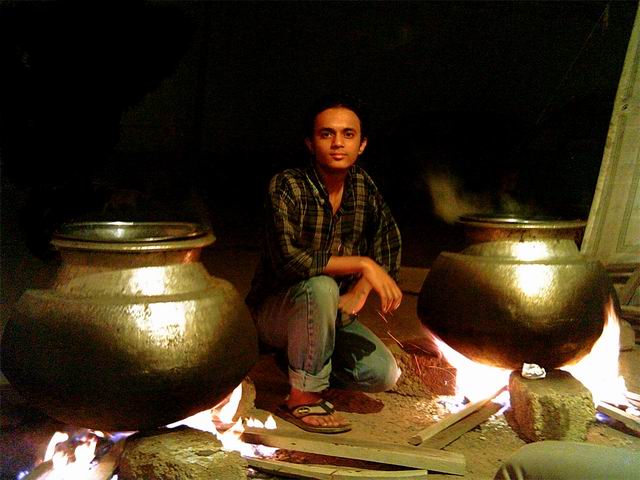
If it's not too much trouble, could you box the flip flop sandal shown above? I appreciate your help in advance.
[276,399,352,434]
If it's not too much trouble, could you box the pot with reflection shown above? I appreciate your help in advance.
[418,239,613,369]
[1,222,259,431]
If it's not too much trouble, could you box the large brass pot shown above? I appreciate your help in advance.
[1,222,258,431]
[418,239,611,369]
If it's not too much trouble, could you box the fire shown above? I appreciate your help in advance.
[434,298,631,411]
[561,300,629,406]
[434,336,511,404]
[167,383,278,457]
[35,429,105,479]
[34,383,277,479]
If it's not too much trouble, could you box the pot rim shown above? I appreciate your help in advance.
[51,221,215,252]
[458,214,587,229]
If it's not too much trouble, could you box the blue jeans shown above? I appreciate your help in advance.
[251,275,400,393]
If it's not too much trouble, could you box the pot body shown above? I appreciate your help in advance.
[418,240,611,369]
[1,222,259,431]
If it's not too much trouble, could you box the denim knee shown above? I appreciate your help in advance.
[305,275,340,309]
[354,349,401,393]
[334,349,401,393]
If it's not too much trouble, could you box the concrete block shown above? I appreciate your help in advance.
[508,369,595,442]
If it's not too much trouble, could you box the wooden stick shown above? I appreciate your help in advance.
[241,426,465,475]
[246,457,429,479]
[421,400,503,450]
[597,402,640,432]
[618,266,640,305]
[408,386,506,446]
[625,390,640,403]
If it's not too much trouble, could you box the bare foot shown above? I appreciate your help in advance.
[287,388,350,429]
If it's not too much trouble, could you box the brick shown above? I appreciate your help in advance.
[508,369,595,442]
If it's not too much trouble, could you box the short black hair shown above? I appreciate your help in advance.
[304,93,369,140]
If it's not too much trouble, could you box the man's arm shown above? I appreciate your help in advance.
[323,255,401,313]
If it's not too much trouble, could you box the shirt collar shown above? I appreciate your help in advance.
[304,164,356,214]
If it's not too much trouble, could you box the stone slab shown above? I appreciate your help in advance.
[508,369,595,442]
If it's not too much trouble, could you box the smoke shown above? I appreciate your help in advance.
[424,169,494,224]
[424,168,533,224]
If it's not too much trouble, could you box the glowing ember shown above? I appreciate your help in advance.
[561,300,629,406]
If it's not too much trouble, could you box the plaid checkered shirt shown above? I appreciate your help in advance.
[246,164,401,309]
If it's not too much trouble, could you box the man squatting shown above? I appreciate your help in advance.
[246,94,403,433]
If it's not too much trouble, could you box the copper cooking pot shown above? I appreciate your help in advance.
[1,222,258,431]
[418,239,612,369]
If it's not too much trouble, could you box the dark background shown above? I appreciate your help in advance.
[1,0,638,265]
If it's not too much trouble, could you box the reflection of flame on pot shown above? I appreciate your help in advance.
[31,383,277,479]
[434,298,632,409]
[511,242,554,298]
[514,264,554,298]
[128,302,190,344]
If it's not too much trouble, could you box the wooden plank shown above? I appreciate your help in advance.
[408,387,506,446]
[619,267,640,305]
[597,402,640,433]
[246,457,429,479]
[621,305,640,325]
[421,401,503,450]
[625,391,640,409]
[241,427,465,476]
[625,390,640,403]
[581,5,640,266]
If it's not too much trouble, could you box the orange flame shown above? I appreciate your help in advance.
[434,298,630,409]
[167,383,278,457]
[41,430,99,479]
[561,300,628,406]
[434,337,511,403]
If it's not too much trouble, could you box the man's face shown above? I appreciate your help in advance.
[305,107,367,175]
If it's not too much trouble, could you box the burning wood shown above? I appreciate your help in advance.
[23,430,126,480]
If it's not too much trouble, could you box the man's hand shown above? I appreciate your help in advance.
[339,277,372,315]
[360,258,402,313]
[324,256,402,314]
